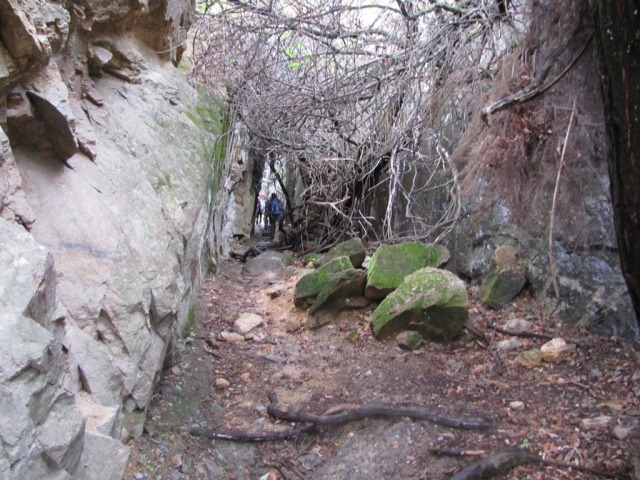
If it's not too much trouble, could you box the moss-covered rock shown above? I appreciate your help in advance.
[370,267,468,341]
[365,242,450,300]
[303,253,322,265]
[294,256,354,307]
[307,269,367,329]
[312,238,367,268]
[479,245,526,309]
[396,330,423,350]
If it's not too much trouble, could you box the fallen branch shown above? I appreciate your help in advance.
[481,33,593,123]
[189,424,315,442]
[549,99,577,299]
[449,448,533,480]
[464,325,504,376]
[429,447,486,457]
[266,392,493,431]
[190,393,493,443]
[484,321,553,341]
[448,447,630,480]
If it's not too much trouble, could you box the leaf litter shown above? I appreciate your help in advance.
[125,256,639,480]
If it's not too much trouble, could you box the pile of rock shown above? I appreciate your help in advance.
[294,238,523,347]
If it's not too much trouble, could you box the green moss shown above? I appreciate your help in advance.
[303,253,321,265]
[153,171,175,192]
[309,269,366,314]
[294,256,353,306]
[184,88,228,191]
[396,330,423,350]
[346,330,360,342]
[182,304,196,338]
[315,238,366,268]
[370,267,468,341]
[366,242,450,299]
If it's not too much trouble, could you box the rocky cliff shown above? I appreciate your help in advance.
[0,0,236,478]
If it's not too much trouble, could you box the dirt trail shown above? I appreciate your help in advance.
[125,248,639,480]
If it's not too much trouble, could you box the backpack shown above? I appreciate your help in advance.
[270,197,283,215]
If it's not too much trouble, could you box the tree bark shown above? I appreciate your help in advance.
[595,1,640,329]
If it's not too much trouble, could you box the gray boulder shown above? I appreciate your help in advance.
[479,245,526,309]
[370,267,468,341]
[365,242,450,300]
[242,251,293,276]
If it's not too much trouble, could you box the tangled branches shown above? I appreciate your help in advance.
[190,0,527,249]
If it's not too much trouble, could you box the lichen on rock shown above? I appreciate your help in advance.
[479,245,526,309]
[307,268,367,329]
[370,267,468,341]
[305,238,366,269]
[365,242,450,300]
[294,256,354,306]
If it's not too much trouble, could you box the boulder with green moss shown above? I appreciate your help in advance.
[307,269,367,329]
[306,238,366,268]
[479,245,526,309]
[396,330,423,350]
[365,242,450,300]
[370,267,468,341]
[294,256,354,306]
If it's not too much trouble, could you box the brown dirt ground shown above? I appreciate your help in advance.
[125,249,639,480]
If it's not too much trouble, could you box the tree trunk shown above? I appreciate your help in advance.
[595,1,640,329]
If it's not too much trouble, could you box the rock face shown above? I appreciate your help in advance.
[478,245,526,309]
[0,219,87,479]
[370,267,468,341]
[0,0,234,478]
[365,242,450,300]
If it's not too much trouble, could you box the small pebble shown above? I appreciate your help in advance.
[509,401,525,409]
[215,378,231,389]
[580,415,613,430]
[612,425,633,440]
[588,368,603,382]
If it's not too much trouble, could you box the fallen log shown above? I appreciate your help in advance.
[449,448,532,480]
[266,392,493,431]
[447,447,630,480]
[190,393,493,443]
[189,424,315,442]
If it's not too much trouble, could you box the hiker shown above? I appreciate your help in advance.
[263,196,271,229]
[267,192,283,239]
[255,199,263,226]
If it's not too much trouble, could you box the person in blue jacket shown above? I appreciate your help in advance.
[267,193,283,239]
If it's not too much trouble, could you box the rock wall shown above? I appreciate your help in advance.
[0,0,233,478]
[444,2,638,338]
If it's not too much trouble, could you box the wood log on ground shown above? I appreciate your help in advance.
[189,425,315,442]
[266,392,493,430]
[189,392,493,443]
[447,447,630,480]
